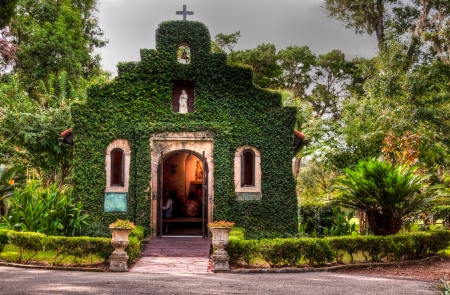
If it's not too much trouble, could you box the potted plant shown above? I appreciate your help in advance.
[208,220,234,273]
[109,219,135,272]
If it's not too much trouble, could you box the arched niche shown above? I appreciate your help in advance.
[172,80,194,113]
[176,43,191,64]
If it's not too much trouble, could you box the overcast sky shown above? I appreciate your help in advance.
[97,0,378,76]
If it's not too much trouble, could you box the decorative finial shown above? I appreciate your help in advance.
[176,5,193,20]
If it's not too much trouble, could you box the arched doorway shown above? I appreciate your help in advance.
[156,150,209,237]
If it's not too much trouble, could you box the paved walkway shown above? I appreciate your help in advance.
[0,267,437,294]
[130,236,211,273]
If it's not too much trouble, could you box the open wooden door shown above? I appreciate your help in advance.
[156,151,163,237]
[202,151,209,238]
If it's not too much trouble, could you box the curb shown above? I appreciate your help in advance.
[230,255,446,274]
[0,261,106,272]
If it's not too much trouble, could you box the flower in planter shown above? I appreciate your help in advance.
[207,220,235,228]
[109,219,135,229]
[8,180,14,185]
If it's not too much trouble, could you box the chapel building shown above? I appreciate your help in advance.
[71,20,300,238]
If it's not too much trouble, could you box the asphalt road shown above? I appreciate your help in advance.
[0,266,438,295]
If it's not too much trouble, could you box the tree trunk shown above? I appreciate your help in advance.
[375,0,385,48]
[367,210,403,236]
[293,157,302,179]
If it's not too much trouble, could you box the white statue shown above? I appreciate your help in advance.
[179,90,188,113]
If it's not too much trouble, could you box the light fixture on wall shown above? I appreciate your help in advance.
[170,164,177,175]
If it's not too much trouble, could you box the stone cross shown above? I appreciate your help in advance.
[176,5,193,20]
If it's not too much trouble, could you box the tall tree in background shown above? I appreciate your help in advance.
[228,43,282,89]
[324,0,450,68]
[278,45,316,99]
[212,31,241,53]
[0,0,19,71]
[10,0,107,94]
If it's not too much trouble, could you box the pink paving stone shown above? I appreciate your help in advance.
[130,237,212,273]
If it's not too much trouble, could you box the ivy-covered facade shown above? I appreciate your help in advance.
[72,20,298,238]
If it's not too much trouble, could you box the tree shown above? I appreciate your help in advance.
[0,73,83,185]
[228,43,282,89]
[324,0,395,47]
[324,0,450,67]
[315,37,450,171]
[212,31,241,53]
[333,158,436,235]
[10,0,107,93]
[0,0,18,28]
[278,45,316,99]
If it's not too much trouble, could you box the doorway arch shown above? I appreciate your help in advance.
[150,132,214,237]
[157,150,209,237]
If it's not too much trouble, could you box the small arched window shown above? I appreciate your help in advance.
[111,149,125,186]
[177,44,191,64]
[241,149,255,187]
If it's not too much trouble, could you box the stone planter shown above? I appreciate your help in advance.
[209,227,232,273]
[109,227,132,272]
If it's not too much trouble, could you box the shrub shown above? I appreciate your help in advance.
[327,236,361,263]
[8,231,45,263]
[334,159,437,236]
[42,236,113,265]
[226,230,450,268]
[299,202,334,237]
[127,237,141,265]
[129,226,145,240]
[4,229,147,266]
[0,230,8,253]
[300,238,335,265]
[324,207,357,236]
[1,181,88,236]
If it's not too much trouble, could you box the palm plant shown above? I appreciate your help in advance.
[333,159,436,235]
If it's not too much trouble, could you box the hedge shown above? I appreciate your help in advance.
[0,227,144,266]
[226,229,450,267]
[0,230,8,253]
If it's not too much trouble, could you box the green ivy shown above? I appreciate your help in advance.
[72,21,298,238]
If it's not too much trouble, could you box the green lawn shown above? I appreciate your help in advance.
[0,244,105,266]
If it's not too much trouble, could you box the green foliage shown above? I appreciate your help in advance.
[212,31,241,53]
[278,45,316,98]
[73,21,298,238]
[0,180,88,236]
[334,158,437,235]
[228,43,283,89]
[129,226,145,240]
[3,228,144,266]
[0,230,8,253]
[0,0,18,28]
[298,202,334,237]
[324,207,357,236]
[0,164,25,203]
[8,231,45,263]
[42,235,112,264]
[434,206,450,228]
[11,0,106,92]
[297,161,338,204]
[227,230,450,267]
[0,73,83,184]
[436,275,450,295]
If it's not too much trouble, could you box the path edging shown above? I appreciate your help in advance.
[0,261,106,272]
[230,255,446,274]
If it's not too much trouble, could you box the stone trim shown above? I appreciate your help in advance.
[150,132,214,236]
[105,139,131,193]
[234,146,261,193]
